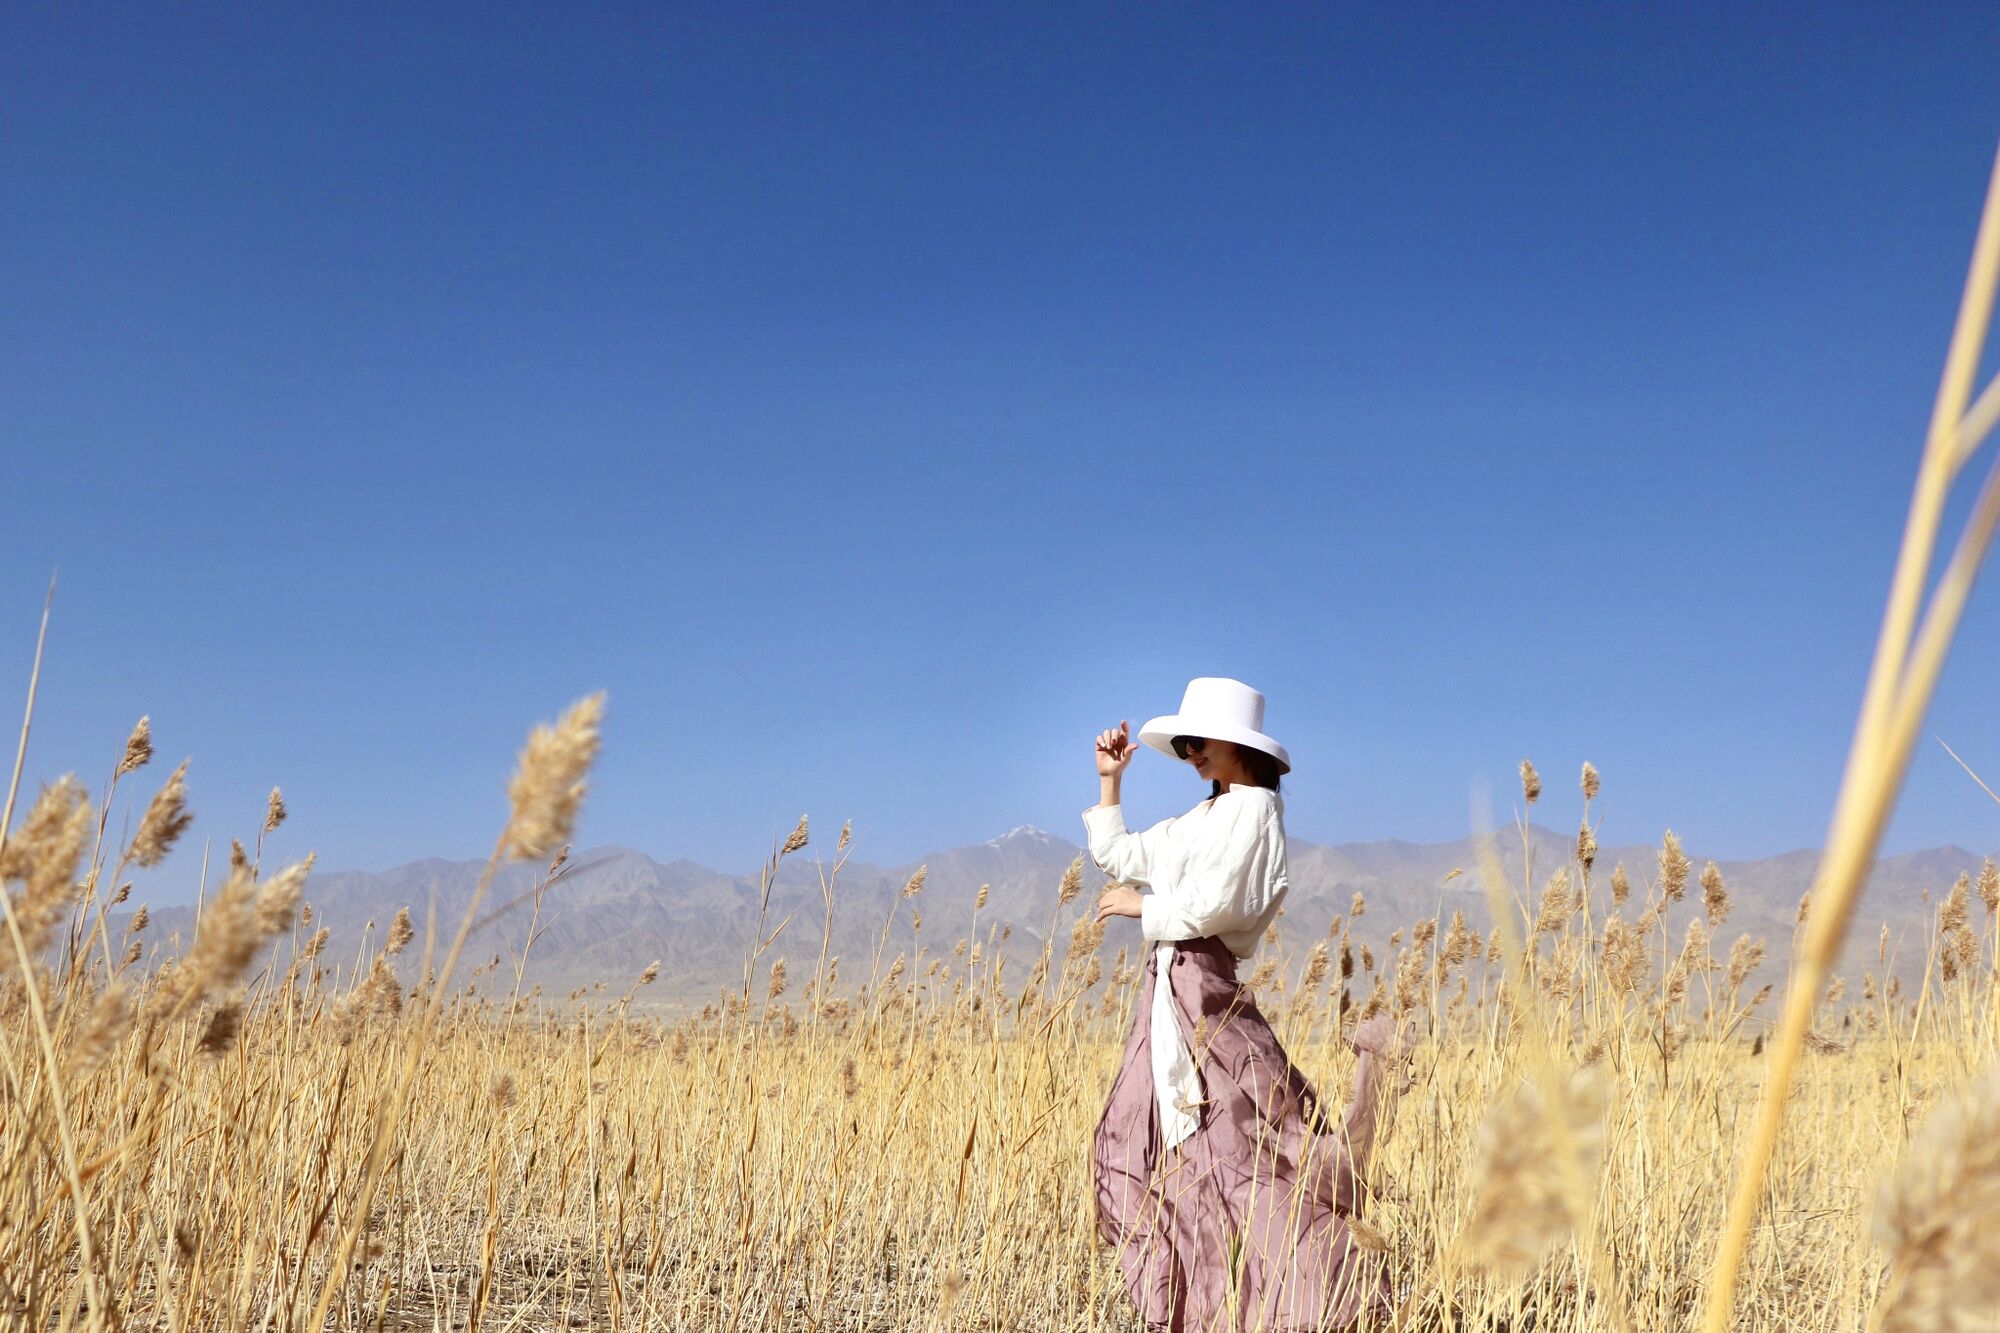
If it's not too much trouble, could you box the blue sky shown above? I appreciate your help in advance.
[5,4,2000,894]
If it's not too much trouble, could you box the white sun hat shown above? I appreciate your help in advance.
[1138,676,1291,775]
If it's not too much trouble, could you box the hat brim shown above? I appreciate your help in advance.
[1138,715,1291,775]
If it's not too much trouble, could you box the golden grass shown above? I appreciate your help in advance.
[3,689,1999,1330]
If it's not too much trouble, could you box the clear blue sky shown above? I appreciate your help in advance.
[6,4,2000,895]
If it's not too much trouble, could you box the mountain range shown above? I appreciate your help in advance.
[128,822,1997,1011]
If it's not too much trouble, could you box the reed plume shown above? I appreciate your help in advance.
[1057,855,1083,905]
[129,759,193,868]
[1701,861,1730,924]
[1659,831,1690,903]
[1457,1068,1609,1275]
[116,715,152,776]
[501,692,605,861]
[385,906,414,955]
[1,775,91,958]
[1872,1066,2000,1331]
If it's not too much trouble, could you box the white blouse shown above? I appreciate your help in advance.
[1080,785,1290,1150]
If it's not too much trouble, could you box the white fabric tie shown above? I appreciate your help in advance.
[1151,941,1202,1150]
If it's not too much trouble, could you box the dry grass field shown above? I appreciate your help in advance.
[1,695,1996,1331]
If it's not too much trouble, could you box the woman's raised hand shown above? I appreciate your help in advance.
[1348,1013,1419,1061]
[1095,720,1138,777]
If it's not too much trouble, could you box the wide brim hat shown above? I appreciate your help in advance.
[1138,676,1291,775]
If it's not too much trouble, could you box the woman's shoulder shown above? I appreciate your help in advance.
[1199,785,1284,821]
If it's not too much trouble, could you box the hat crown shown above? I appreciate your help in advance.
[1136,675,1290,774]
[1175,677,1265,735]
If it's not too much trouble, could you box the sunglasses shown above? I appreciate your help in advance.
[1169,735,1208,760]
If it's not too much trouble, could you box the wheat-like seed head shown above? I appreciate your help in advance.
[1393,948,1426,1013]
[1299,941,1330,993]
[1442,911,1471,968]
[1942,928,1977,983]
[1702,861,1730,924]
[1457,1068,1610,1275]
[1580,761,1600,801]
[383,907,414,956]
[768,958,787,1000]
[366,956,403,1018]
[781,815,808,856]
[254,861,308,937]
[1726,935,1766,993]
[1658,830,1690,902]
[166,864,262,1009]
[901,865,927,899]
[1609,862,1630,907]
[117,716,153,777]
[1533,870,1572,938]
[129,760,193,869]
[1519,759,1541,805]
[198,999,243,1055]
[1577,821,1597,873]
[501,693,605,862]
[1056,855,1083,906]
[1,776,92,961]
[70,981,131,1078]
[1601,917,1647,997]
[263,787,286,835]
[974,883,989,910]
[638,960,660,987]
[1941,873,1971,935]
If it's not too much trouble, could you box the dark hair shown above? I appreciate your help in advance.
[1210,741,1283,799]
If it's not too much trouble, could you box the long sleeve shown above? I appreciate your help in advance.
[1080,803,1177,885]
[1139,792,1281,943]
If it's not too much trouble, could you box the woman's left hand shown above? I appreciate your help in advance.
[1095,885,1143,923]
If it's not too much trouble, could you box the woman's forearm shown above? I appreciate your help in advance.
[1342,1050,1387,1174]
[1098,774,1121,808]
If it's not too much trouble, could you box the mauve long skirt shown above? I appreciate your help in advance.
[1092,935,1392,1332]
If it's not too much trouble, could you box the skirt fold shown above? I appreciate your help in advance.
[1091,936,1391,1332]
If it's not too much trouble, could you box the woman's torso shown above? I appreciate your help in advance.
[1167,787,1289,968]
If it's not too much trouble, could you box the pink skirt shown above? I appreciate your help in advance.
[1092,935,1392,1332]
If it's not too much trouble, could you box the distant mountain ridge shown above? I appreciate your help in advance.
[128,823,1999,1010]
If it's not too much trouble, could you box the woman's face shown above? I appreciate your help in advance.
[1182,737,1251,786]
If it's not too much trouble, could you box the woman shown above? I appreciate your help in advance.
[1085,677,1408,1332]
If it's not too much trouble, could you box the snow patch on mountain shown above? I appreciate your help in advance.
[987,824,1054,847]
